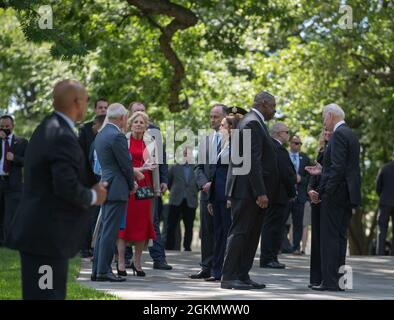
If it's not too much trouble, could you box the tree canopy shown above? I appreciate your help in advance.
[0,0,393,254]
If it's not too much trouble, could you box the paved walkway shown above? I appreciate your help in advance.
[77,251,394,300]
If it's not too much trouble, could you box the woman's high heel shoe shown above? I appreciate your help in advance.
[116,262,128,277]
[131,262,146,277]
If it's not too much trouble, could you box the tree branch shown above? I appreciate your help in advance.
[127,0,198,111]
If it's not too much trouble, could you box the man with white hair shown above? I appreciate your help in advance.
[306,103,361,291]
[92,103,135,282]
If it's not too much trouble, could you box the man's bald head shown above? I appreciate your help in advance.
[53,79,89,122]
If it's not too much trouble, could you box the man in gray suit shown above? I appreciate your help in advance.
[92,103,135,282]
[191,104,228,279]
[166,146,198,251]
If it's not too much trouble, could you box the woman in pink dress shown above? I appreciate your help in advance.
[117,111,158,277]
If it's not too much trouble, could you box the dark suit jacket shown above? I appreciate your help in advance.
[168,164,198,208]
[376,161,394,207]
[291,152,311,203]
[195,133,218,202]
[78,120,97,185]
[319,123,361,207]
[226,110,279,201]
[6,113,94,258]
[272,138,296,205]
[0,135,28,192]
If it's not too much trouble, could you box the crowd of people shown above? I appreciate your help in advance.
[0,79,393,299]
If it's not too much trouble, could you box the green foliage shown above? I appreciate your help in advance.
[1,0,393,253]
[0,248,117,300]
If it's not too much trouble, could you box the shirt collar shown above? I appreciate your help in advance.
[252,108,265,123]
[54,111,76,133]
[108,122,121,132]
[273,138,282,145]
[289,151,299,157]
[334,120,346,132]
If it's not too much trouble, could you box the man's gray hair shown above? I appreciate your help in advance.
[270,122,285,136]
[323,103,345,120]
[253,91,275,108]
[106,103,128,119]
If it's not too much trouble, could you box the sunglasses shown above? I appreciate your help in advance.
[292,142,302,145]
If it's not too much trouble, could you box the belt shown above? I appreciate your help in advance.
[0,175,9,180]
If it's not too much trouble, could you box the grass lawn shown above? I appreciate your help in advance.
[0,247,117,300]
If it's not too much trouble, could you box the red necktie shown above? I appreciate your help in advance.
[3,138,10,173]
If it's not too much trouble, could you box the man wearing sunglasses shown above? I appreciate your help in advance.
[288,135,311,254]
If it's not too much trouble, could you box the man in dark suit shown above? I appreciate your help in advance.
[376,148,394,255]
[221,91,279,290]
[5,80,108,299]
[260,122,296,269]
[166,146,198,251]
[78,98,108,258]
[288,135,310,254]
[306,103,361,291]
[191,104,228,279]
[92,103,134,282]
[0,115,28,245]
[128,101,172,270]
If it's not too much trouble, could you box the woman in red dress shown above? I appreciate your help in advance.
[117,111,156,276]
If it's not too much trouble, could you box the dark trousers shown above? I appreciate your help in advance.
[289,200,305,251]
[320,196,352,288]
[148,197,167,263]
[260,202,289,264]
[222,199,264,281]
[92,201,127,276]
[166,199,196,251]
[0,179,21,243]
[20,251,68,300]
[310,203,322,285]
[377,206,394,255]
[211,201,232,279]
[200,199,214,272]
[81,205,100,252]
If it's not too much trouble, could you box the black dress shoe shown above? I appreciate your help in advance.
[153,261,173,270]
[189,270,210,279]
[96,273,126,282]
[204,276,220,282]
[221,280,253,290]
[308,283,320,289]
[311,284,344,292]
[91,274,97,281]
[261,261,286,269]
[242,279,266,289]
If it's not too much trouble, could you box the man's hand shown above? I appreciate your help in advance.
[308,190,321,204]
[226,200,231,209]
[6,152,14,161]
[160,183,168,194]
[202,182,211,193]
[256,195,269,209]
[296,174,301,183]
[0,131,6,139]
[305,162,322,176]
[207,203,213,216]
[131,181,139,194]
[92,181,108,205]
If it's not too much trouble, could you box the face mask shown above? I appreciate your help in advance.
[1,129,11,136]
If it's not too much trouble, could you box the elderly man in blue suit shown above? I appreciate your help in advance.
[92,103,135,282]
